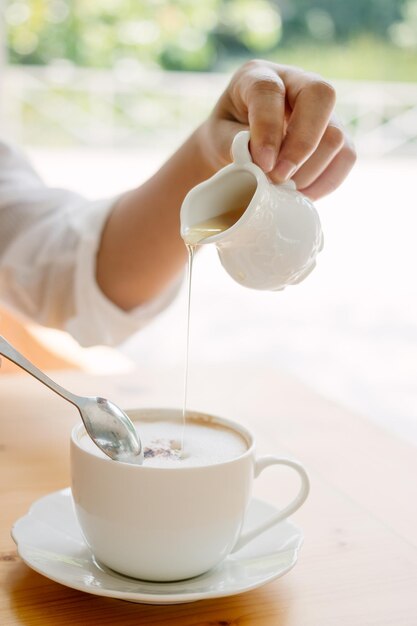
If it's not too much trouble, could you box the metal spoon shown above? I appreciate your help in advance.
[0,335,143,464]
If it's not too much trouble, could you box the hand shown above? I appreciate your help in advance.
[202,60,356,200]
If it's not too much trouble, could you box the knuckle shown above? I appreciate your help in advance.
[309,79,337,105]
[289,136,316,160]
[324,125,345,152]
[251,76,284,98]
[258,128,280,148]
[341,142,357,166]
[232,60,284,102]
[242,58,265,72]
[326,177,340,194]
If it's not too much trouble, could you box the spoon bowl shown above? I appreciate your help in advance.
[0,335,143,464]
[79,396,142,463]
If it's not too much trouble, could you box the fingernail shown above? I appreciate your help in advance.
[274,159,297,182]
[257,146,276,173]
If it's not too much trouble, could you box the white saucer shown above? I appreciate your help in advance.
[12,488,303,605]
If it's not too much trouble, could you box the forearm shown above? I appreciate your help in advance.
[96,125,215,311]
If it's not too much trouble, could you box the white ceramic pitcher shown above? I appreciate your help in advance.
[180,130,324,291]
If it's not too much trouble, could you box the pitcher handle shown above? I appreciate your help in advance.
[231,130,252,165]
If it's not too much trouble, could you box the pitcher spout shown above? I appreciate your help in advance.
[180,165,259,246]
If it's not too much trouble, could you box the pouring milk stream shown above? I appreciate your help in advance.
[179,130,324,448]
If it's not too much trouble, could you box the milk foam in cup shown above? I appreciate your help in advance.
[79,417,248,468]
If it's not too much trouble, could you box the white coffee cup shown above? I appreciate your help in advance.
[71,408,310,582]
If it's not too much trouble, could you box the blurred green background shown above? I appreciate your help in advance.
[6,0,417,80]
[3,0,417,151]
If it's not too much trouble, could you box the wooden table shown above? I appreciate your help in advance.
[1,364,417,625]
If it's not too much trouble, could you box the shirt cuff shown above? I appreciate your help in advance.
[66,196,183,347]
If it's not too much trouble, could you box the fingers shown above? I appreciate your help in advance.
[299,139,357,200]
[236,62,286,172]
[269,71,337,183]
[223,60,355,198]
[292,117,345,190]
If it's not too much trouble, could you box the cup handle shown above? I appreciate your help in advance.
[231,456,310,553]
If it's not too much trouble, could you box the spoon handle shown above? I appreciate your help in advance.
[0,335,81,408]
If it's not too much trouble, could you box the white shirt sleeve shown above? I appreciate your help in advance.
[0,140,182,347]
